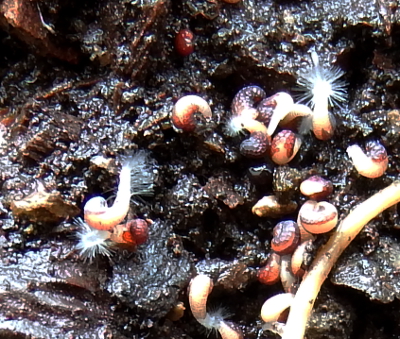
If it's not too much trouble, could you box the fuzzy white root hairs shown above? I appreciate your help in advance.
[188,274,243,339]
[296,51,347,109]
[225,115,248,137]
[74,218,112,262]
[123,150,156,197]
[84,150,156,232]
[294,51,347,140]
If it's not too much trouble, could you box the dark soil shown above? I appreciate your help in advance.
[1,0,400,338]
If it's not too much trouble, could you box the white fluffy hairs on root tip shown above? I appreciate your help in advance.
[119,150,156,197]
[224,115,248,137]
[198,305,232,332]
[74,218,112,262]
[295,50,348,109]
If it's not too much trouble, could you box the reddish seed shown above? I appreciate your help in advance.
[128,219,149,245]
[300,175,333,201]
[171,95,212,132]
[271,220,300,255]
[270,130,301,165]
[231,85,266,117]
[258,253,281,285]
[122,232,135,246]
[175,29,195,57]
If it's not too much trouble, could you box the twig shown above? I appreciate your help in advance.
[282,181,400,339]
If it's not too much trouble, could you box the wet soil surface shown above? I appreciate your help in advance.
[1,0,400,338]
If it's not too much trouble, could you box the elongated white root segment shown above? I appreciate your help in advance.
[189,274,213,322]
[261,293,294,323]
[282,181,400,339]
[84,151,154,231]
[280,104,313,125]
[346,141,388,178]
[312,106,336,141]
[218,321,244,339]
[291,240,313,277]
[280,255,297,293]
[188,274,243,339]
[84,161,133,231]
[266,92,294,136]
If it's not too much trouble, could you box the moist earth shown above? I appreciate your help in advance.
[0,0,400,338]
